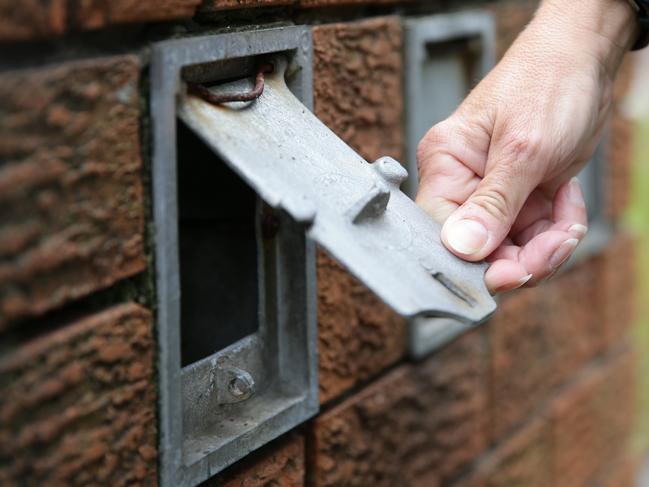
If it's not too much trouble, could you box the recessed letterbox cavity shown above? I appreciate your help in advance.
[153,26,497,487]
[151,28,317,487]
[177,121,260,366]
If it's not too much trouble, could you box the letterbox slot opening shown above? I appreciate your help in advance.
[416,36,479,140]
[177,119,261,367]
[424,36,482,87]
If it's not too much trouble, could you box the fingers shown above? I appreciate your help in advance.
[485,258,532,293]
[441,151,541,261]
[553,177,588,236]
[485,230,579,293]
[415,122,486,223]
[484,179,589,293]
[516,230,580,283]
[518,179,587,283]
[416,114,589,292]
[414,151,470,222]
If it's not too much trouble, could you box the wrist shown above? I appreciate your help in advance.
[533,0,636,74]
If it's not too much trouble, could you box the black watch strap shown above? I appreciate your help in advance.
[630,0,649,50]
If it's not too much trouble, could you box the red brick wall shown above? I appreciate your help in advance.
[0,304,156,485]
[0,0,637,485]
[313,16,407,404]
[0,56,145,329]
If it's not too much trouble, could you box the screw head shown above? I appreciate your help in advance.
[228,371,254,400]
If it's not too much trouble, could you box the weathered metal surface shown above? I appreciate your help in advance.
[151,27,317,487]
[179,56,496,324]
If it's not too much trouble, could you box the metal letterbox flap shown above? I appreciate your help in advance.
[178,57,496,324]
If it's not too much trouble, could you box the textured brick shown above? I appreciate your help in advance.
[0,0,201,38]
[0,0,66,41]
[596,455,638,487]
[490,231,636,443]
[311,330,488,487]
[0,56,145,329]
[0,303,156,486]
[458,347,635,487]
[75,0,201,30]
[317,251,406,403]
[464,418,553,487]
[313,16,406,403]
[598,233,636,345]
[299,0,412,7]
[549,347,635,487]
[312,16,403,162]
[483,425,553,487]
[199,0,292,13]
[204,434,304,486]
[489,257,609,441]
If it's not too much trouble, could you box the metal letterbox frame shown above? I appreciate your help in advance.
[150,27,317,487]
[404,12,496,358]
[403,11,496,197]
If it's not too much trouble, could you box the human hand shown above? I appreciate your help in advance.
[416,0,636,293]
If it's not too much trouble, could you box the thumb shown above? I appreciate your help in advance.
[441,153,539,261]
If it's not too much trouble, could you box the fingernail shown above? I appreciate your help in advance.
[568,223,588,236]
[444,219,488,256]
[518,274,533,287]
[569,177,585,207]
[489,273,533,295]
[550,238,579,270]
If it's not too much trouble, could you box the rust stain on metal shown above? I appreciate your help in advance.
[187,63,273,104]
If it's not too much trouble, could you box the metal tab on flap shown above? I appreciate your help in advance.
[178,56,496,324]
